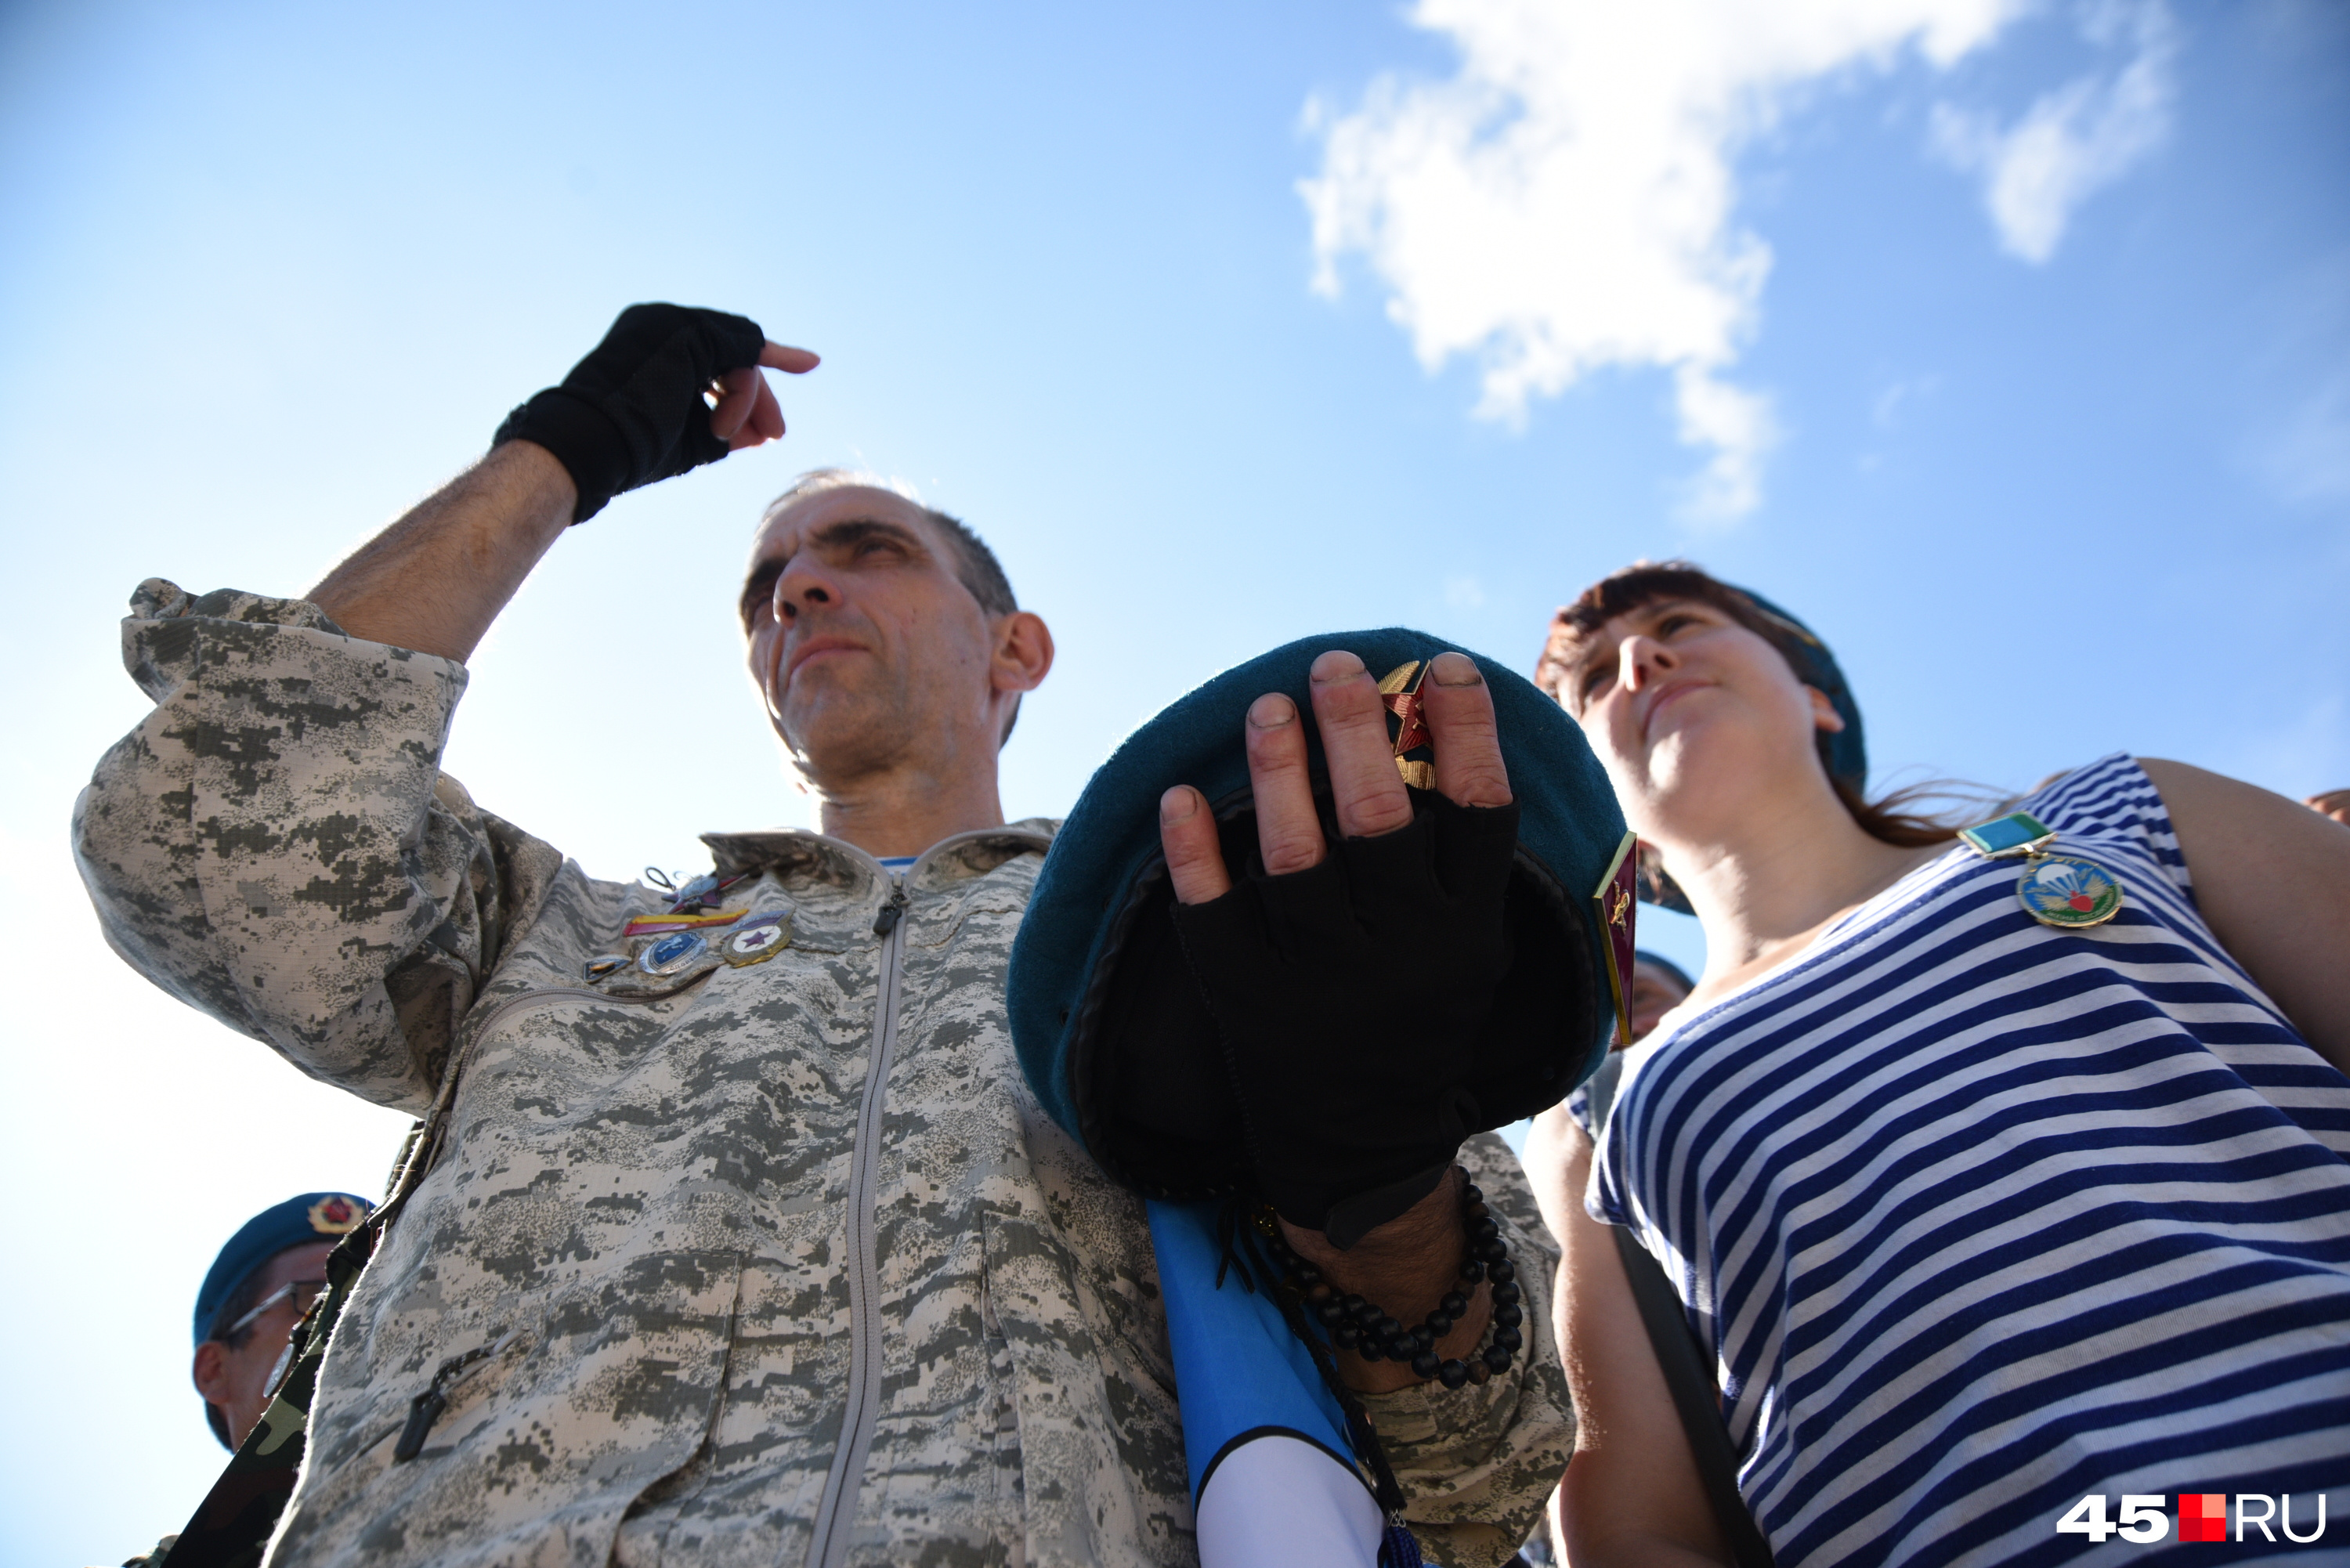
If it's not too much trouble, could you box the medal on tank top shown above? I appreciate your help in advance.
[1957,809,2124,929]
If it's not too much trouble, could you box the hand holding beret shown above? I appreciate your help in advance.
[1171,793,1522,1245]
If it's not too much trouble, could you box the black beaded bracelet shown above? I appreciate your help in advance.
[1259,1169,1523,1389]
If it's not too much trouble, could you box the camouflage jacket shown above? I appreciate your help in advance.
[74,583,1574,1568]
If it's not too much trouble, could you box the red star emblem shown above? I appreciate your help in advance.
[307,1194,364,1234]
[1378,660,1432,755]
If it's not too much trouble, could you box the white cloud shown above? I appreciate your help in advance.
[1444,573,1488,609]
[1932,0,2177,263]
[1300,0,2023,522]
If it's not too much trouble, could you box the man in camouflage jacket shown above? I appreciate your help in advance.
[73,305,1572,1567]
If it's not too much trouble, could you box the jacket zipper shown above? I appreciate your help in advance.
[794,827,1050,1567]
[805,868,913,1568]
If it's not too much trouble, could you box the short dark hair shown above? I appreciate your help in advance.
[915,505,1022,744]
[927,507,1016,620]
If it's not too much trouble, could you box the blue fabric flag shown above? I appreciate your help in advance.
[1148,1200,1387,1566]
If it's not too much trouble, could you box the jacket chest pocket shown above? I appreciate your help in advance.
[299,1254,746,1560]
[906,893,1026,956]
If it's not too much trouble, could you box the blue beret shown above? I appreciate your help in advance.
[1733,585,1865,789]
[1009,628,1628,1174]
[193,1192,371,1346]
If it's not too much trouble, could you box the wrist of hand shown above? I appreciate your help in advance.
[1278,1168,1497,1393]
[493,389,630,524]
[483,438,581,526]
[490,303,770,526]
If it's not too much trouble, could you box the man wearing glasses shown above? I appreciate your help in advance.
[191,1191,371,1450]
[121,1194,373,1568]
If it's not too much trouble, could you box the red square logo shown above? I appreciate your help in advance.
[2179,1494,2227,1543]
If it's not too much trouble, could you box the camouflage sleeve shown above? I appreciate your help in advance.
[70,580,562,1114]
[1359,1131,1573,1568]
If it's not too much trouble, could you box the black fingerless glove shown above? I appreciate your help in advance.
[1170,793,1523,1247]
[494,302,767,523]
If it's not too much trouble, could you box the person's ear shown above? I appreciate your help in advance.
[991,612,1054,695]
[193,1339,230,1402]
[1807,686,1846,733]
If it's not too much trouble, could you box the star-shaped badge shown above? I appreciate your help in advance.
[1377,659,1431,753]
[721,911,794,967]
[1378,659,1435,787]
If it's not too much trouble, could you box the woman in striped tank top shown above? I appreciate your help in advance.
[1521,562,2350,1567]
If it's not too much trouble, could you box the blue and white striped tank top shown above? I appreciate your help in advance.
[1589,754,2350,1565]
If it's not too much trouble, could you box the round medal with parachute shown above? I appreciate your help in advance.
[1008,628,1627,1566]
[2019,854,2124,927]
[1958,808,2127,930]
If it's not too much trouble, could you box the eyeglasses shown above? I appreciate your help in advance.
[220,1279,328,1339]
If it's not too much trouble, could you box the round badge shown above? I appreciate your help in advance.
[307,1195,366,1234]
[638,931,710,975]
[722,912,793,966]
[2016,854,2124,929]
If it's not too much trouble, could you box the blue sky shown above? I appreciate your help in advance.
[1,2,2343,1558]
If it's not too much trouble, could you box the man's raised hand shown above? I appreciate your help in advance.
[310,305,815,662]
[494,304,819,523]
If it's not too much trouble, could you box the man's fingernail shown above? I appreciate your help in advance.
[1311,650,1367,684]
[1249,694,1297,728]
[1159,786,1198,825]
[1432,652,1483,687]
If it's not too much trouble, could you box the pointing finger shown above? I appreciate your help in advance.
[761,342,820,374]
[1161,786,1233,905]
[1423,652,1512,807]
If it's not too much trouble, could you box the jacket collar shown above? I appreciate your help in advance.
[699,818,1058,893]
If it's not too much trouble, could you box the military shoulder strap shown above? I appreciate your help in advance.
[159,1042,477,1567]
[1585,1052,1777,1568]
